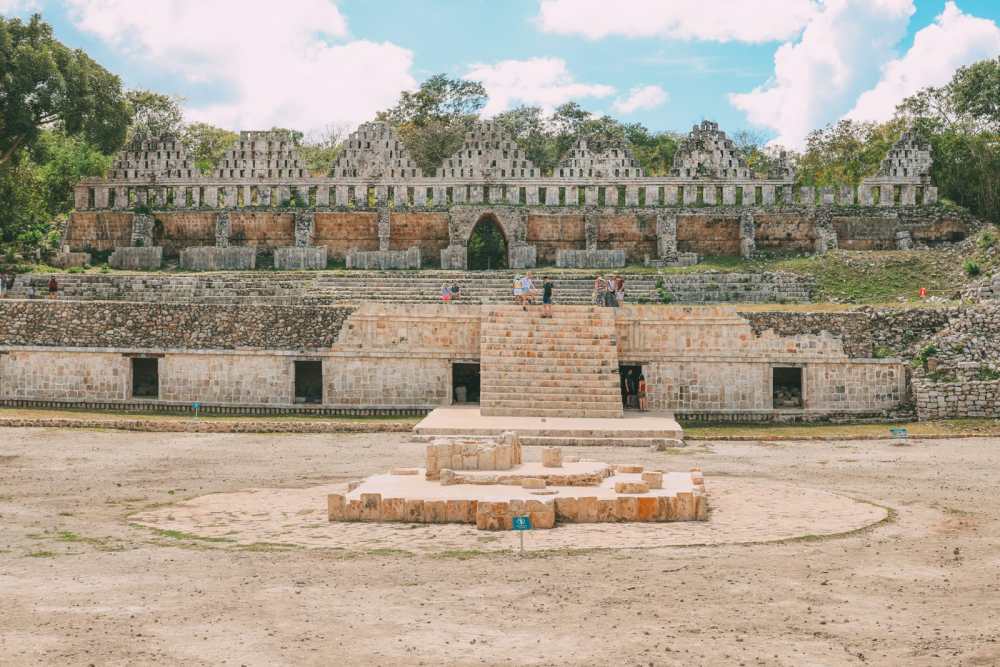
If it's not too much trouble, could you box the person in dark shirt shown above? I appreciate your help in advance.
[47,276,59,301]
[542,276,554,318]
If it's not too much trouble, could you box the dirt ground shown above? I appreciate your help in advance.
[2,428,999,666]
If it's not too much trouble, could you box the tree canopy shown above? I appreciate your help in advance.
[0,14,129,166]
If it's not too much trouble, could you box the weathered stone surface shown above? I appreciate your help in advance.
[180,246,255,271]
[109,246,162,270]
[273,246,326,270]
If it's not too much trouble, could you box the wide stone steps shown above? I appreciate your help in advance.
[479,305,623,419]
[518,435,682,448]
[8,270,813,304]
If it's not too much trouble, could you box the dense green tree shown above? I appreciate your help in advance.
[126,90,185,141]
[181,122,239,173]
[299,124,348,176]
[796,119,907,187]
[32,130,113,218]
[0,14,129,166]
[949,57,1000,131]
[377,74,487,172]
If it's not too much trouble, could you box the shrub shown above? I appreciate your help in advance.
[67,266,84,274]
[978,230,996,250]
[977,366,1000,381]
[913,344,939,367]
[963,259,981,277]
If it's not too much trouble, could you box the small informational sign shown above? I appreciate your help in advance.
[512,515,532,531]
[192,402,201,419]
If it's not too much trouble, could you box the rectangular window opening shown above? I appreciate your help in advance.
[131,357,159,400]
[452,363,481,404]
[294,360,324,404]
[772,367,803,409]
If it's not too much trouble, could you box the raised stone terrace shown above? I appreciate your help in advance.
[10,271,814,305]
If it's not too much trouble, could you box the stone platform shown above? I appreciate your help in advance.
[413,406,685,448]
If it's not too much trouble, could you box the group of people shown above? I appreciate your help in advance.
[513,272,555,317]
[440,282,462,302]
[594,274,625,307]
[622,367,649,412]
[0,273,58,299]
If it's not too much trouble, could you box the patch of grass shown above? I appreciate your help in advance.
[237,542,300,552]
[26,550,57,558]
[137,526,235,543]
[430,548,496,560]
[682,417,1000,440]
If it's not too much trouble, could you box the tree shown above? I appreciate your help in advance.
[949,56,1000,131]
[126,90,185,141]
[299,123,349,176]
[181,122,238,173]
[0,14,129,166]
[796,119,905,187]
[32,130,113,218]
[377,74,487,172]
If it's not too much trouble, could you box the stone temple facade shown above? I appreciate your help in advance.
[70,120,963,271]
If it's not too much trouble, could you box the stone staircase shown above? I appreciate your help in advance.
[7,270,813,305]
[479,305,624,418]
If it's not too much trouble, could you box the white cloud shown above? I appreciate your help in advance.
[536,0,819,43]
[847,2,1000,122]
[611,85,668,114]
[728,0,915,149]
[64,0,416,132]
[464,58,615,116]
[0,0,38,13]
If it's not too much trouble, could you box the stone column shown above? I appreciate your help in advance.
[895,230,913,250]
[223,186,237,208]
[625,185,639,207]
[584,186,598,206]
[820,186,835,205]
[739,210,755,259]
[335,185,348,207]
[566,185,579,207]
[859,185,873,207]
[545,186,560,206]
[131,213,154,247]
[644,185,658,207]
[879,185,895,207]
[762,184,775,206]
[294,211,315,247]
[114,186,127,210]
[584,212,599,251]
[316,186,330,207]
[923,186,938,205]
[683,185,697,205]
[813,209,837,254]
[655,212,678,260]
[490,186,504,205]
[377,208,390,251]
[136,188,148,208]
[74,186,90,210]
[215,211,231,247]
[798,186,815,206]
[722,185,736,206]
[901,184,916,206]
[703,185,716,206]
[780,184,793,205]
[838,186,854,206]
[526,187,539,206]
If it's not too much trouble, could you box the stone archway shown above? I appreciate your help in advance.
[467,214,508,270]
[441,206,535,270]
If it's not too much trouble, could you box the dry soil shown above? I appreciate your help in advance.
[1,427,999,666]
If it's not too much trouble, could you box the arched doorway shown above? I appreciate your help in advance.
[467,215,508,270]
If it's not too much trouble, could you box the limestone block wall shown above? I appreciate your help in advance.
[159,353,293,404]
[675,214,741,256]
[314,211,379,260]
[228,212,294,248]
[386,212,449,261]
[324,357,450,408]
[914,378,1000,419]
[156,212,216,255]
[0,351,128,401]
[64,212,132,252]
[0,301,354,350]
[526,213,585,264]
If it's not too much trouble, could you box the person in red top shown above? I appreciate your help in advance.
[47,276,59,301]
[637,374,648,412]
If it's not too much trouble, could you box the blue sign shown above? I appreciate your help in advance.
[512,515,532,531]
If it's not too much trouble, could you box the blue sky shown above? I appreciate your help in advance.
[3,0,999,148]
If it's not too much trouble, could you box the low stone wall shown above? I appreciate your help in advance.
[180,246,256,271]
[109,246,163,270]
[555,249,626,269]
[741,311,872,357]
[914,378,1000,419]
[0,300,354,350]
[346,247,420,270]
[274,246,327,270]
[50,252,91,269]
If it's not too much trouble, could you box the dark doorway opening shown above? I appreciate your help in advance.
[620,363,642,410]
[131,357,159,399]
[294,360,323,404]
[452,363,481,404]
[773,367,803,408]
[468,215,508,271]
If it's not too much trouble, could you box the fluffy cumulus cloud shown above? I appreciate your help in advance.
[63,0,416,132]
[611,85,668,114]
[464,58,615,116]
[536,0,819,43]
[847,2,1000,122]
[0,0,38,13]
[728,0,915,149]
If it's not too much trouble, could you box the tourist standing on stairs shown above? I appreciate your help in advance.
[513,274,524,307]
[542,276,554,318]
[614,275,625,307]
[521,272,535,310]
[441,282,451,302]
[450,283,461,302]
[47,276,59,301]
[593,274,605,305]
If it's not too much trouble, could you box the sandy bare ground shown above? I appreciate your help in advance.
[1,428,999,666]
